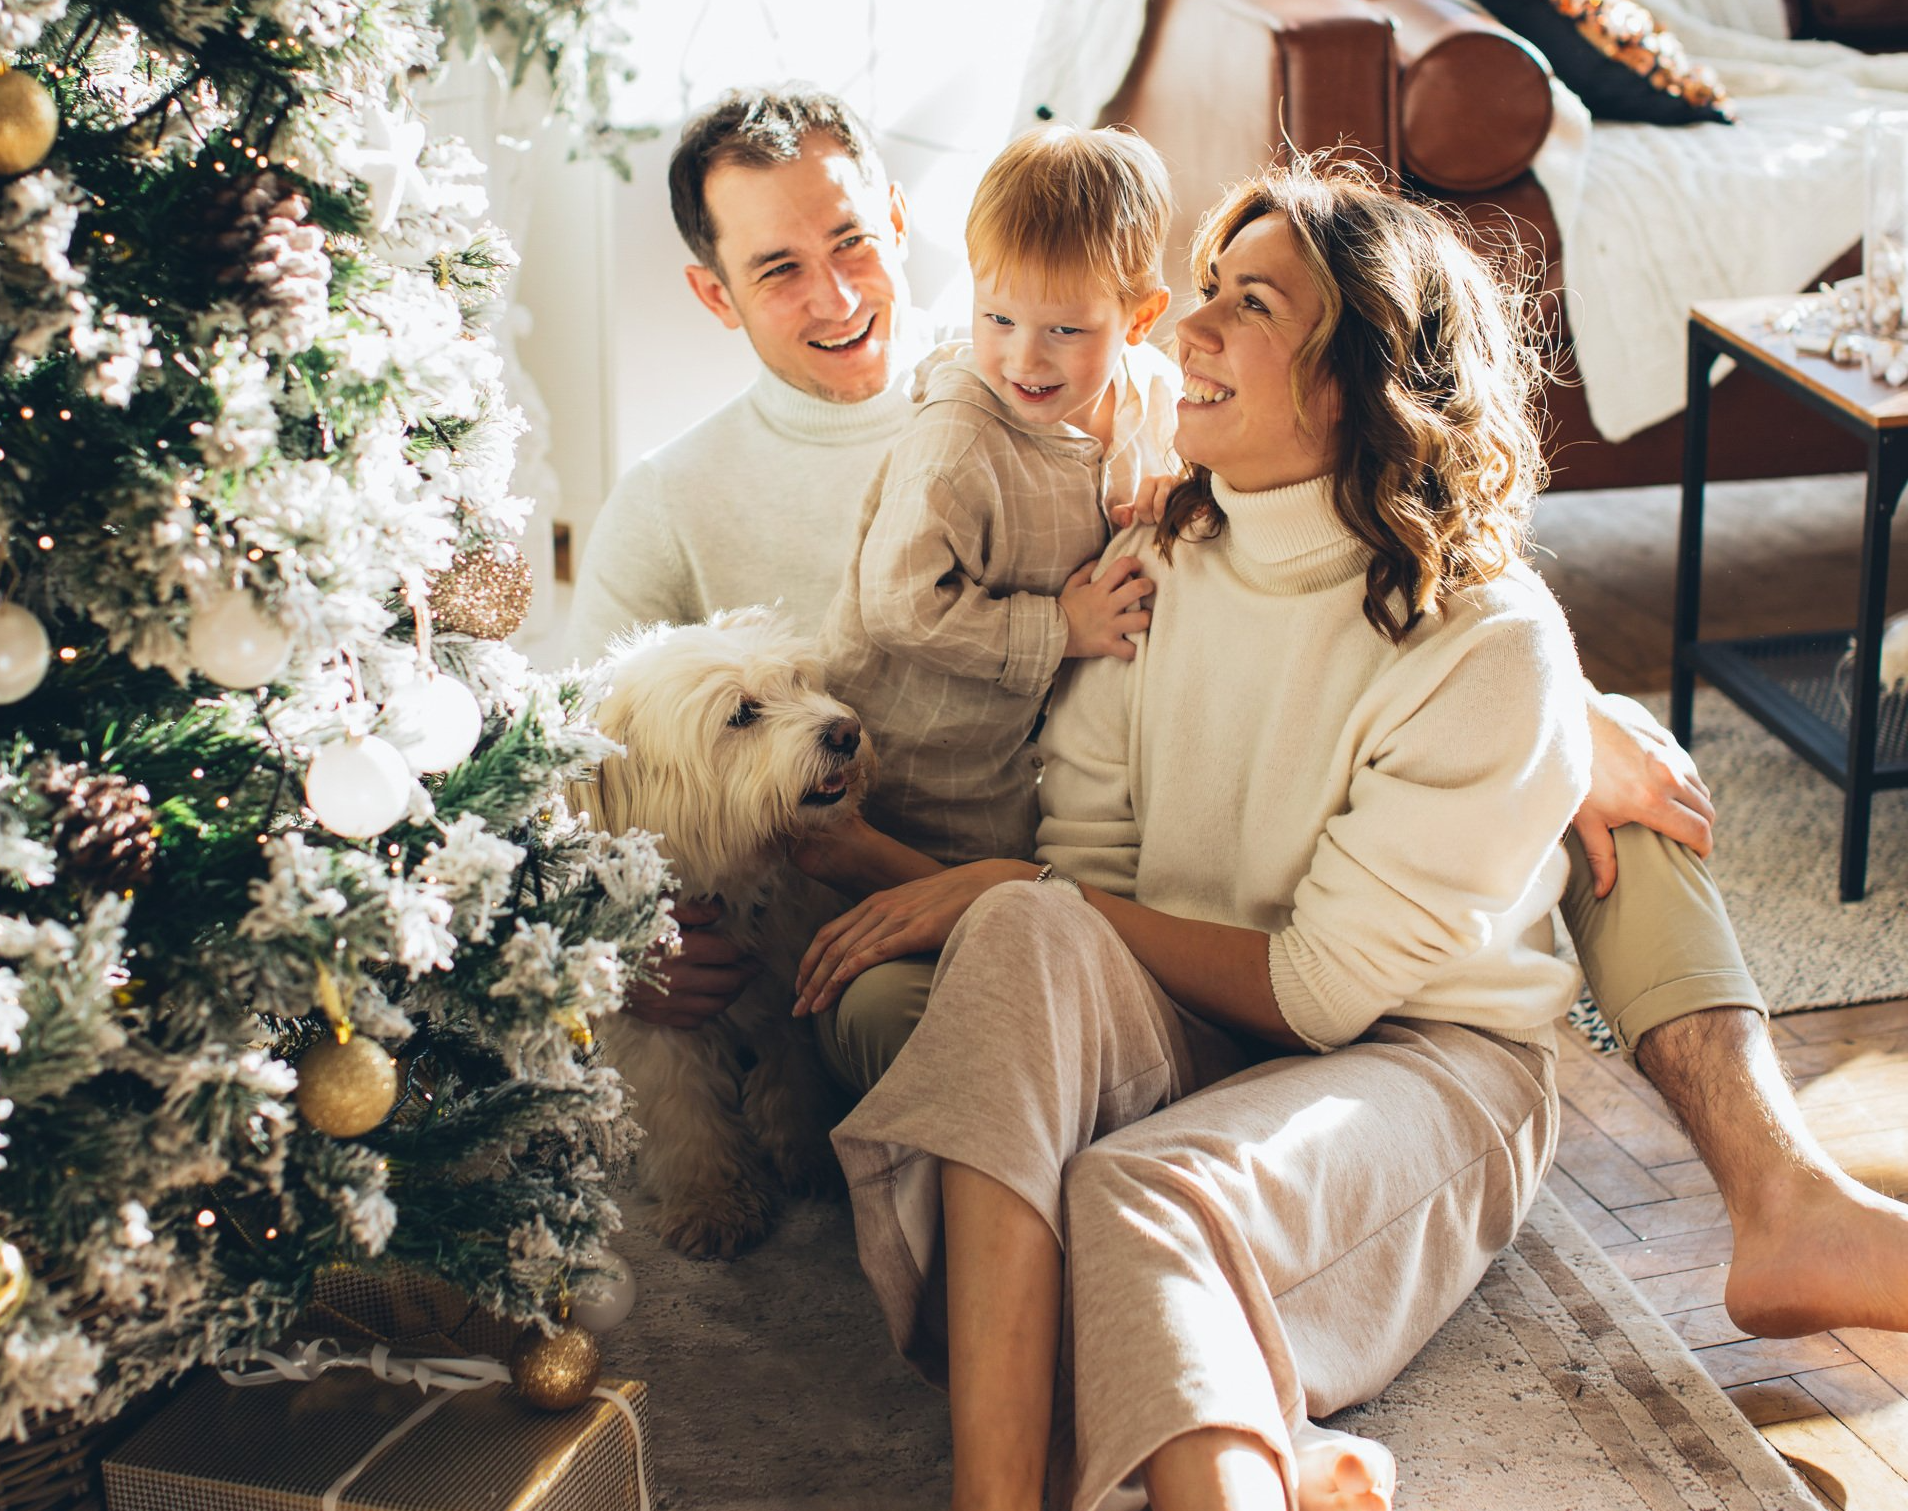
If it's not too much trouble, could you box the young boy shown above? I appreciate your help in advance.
[818,124,1179,866]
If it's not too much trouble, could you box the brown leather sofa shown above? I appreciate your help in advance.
[1101,0,1871,491]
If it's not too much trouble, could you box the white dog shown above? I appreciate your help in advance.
[572,606,874,1259]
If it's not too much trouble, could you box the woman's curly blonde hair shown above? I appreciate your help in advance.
[1156,158,1547,644]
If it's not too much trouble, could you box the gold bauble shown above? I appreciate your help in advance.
[509,1323,601,1411]
[0,70,59,178]
[427,548,533,640]
[296,1033,397,1137]
[0,1240,30,1326]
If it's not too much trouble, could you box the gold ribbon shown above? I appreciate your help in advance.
[215,1339,651,1511]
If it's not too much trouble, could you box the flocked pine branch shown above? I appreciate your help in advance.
[0,0,671,1437]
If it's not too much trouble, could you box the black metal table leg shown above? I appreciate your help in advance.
[1672,323,1720,747]
[1840,432,1908,900]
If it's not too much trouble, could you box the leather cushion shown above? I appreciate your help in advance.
[1398,21,1555,191]
[1476,0,1734,125]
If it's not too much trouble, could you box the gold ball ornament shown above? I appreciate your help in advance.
[427,548,533,640]
[509,1323,601,1411]
[0,1240,30,1327]
[0,69,59,179]
[296,1032,398,1137]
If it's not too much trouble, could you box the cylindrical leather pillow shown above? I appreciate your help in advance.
[1387,0,1554,194]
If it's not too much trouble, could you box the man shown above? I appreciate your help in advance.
[569,85,1908,1341]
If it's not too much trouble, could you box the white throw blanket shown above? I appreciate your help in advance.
[1533,0,1908,443]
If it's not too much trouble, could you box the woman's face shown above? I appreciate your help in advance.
[1174,213,1337,493]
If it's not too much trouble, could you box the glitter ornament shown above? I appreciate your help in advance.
[296,1032,398,1137]
[509,1322,601,1411]
[0,69,58,178]
[305,734,412,839]
[567,1251,636,1333]
[383,670,482,774]
[187,588,291,689]
[0,601,50,703]
[428,548,533,640]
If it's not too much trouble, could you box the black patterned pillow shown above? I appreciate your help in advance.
[1475,0,1735,125]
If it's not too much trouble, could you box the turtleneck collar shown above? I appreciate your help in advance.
[748,308,929,446]
[1211,473,1367,594]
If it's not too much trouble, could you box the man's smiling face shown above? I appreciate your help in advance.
[685,136,911,405]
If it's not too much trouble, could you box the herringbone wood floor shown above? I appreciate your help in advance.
[1532,479,1908,1510]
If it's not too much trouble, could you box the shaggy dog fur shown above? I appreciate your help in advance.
[571,607,873,1259]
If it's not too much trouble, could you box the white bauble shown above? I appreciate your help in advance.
[1882,613,1908,691]
[0,602,49,704]
[187,588,291,689]
[305,735,413,839]
[383,672,483,774]
[568,1251,637,1333]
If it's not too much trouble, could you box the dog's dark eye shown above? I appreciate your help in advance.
[728,698,760,730]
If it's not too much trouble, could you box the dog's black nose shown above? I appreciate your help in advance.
[823,717,861,756]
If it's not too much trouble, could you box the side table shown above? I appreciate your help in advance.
[1673,298,1908,901]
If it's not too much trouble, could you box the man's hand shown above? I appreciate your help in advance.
[1060,554,1153,661]
[1107,473,1178,530]
[1573,691,1716,900]
[621,898,758,1029]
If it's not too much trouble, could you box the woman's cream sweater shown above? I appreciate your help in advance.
[1034,474,1592,1053]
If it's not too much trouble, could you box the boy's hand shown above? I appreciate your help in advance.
[1061,554,1153,661]
[1107,473,1178,530]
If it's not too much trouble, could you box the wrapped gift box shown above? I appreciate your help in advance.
[100,1365,653,1511]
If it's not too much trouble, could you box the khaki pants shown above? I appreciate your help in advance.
[817,829,1766,1095]
[830,882,1557,1511]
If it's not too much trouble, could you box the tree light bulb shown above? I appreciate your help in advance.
[187,587,291,689]
[0,602,51,704]
[381,670,482,774]
[304,735,413,840]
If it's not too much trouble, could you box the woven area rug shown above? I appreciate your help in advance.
[599,1184,1814,1510]
[1598,688,1908,1018]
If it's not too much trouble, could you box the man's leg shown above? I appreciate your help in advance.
[812,954,937,1096]
[1562,827,1908,1335]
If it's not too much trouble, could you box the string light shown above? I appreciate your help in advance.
[36,536,51,550]
[19,407,32,420]
[57,648,76,662]
[196,1209,216,1228]
[264,1227,278,1240]
[214,796,230,809]
[190,767,204,778]
[57,409,70,420]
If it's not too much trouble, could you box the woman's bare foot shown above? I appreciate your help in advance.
[1292,1422,1395,1511]
[1724,1168,1908,1338]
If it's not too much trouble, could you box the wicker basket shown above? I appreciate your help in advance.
[0,1412,109,1511]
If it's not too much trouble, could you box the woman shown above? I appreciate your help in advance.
[796,162,1588,1511]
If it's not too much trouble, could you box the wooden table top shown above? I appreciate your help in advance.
[1694,296,1908,430]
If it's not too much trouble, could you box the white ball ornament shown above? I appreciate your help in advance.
[305,735,413,839]
[187,588,291,689]
[383,671,483,774]
[0,602,50,704]
[567,1251,637,1333]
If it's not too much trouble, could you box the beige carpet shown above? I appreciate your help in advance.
[600,1183,1815,1510]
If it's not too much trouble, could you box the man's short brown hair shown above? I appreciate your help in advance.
[668,86,884,277]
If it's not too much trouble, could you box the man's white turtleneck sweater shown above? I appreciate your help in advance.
[1035,474,1593,1053]
[566,358,916,660]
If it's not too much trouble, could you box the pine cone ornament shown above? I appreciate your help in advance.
[205,170,332,358]
[34,760,158,893]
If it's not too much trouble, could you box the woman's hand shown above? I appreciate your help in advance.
[1572,690,1716,898]
[792,858,1035,1016]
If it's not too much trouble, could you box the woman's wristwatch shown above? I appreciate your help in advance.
[1032,862,1082,898]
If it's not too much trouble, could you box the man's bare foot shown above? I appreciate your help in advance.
[1724,1168,1908,1337]
[1292,1423,1394,1511]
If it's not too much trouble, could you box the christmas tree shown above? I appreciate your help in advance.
[0,0,671,1435]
